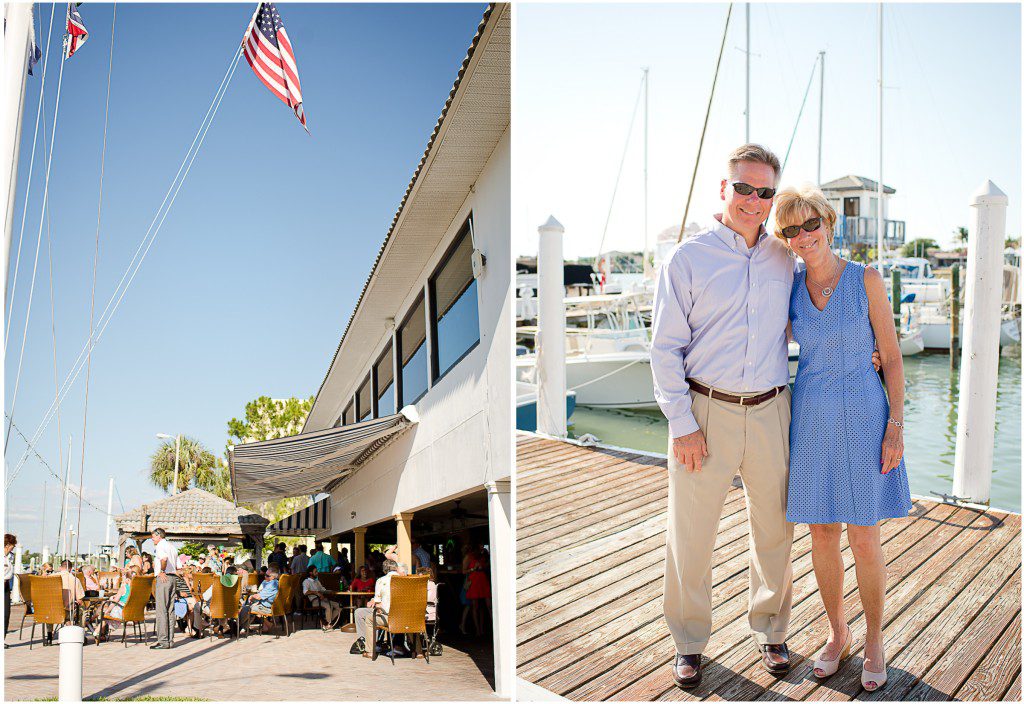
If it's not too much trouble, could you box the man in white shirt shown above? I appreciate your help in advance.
[302,566,341,629]
[150,528,178,649]
[351,558,406,657]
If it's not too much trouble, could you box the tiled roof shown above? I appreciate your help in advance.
[113,488,269,534]
[821,175,896,194]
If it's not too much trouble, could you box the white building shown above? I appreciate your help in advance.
[228,3,512,695]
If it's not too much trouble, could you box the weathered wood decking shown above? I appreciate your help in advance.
[516,433,1021,702]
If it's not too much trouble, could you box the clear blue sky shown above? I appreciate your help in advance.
[4,2,488,553]
[514,2,1021,260]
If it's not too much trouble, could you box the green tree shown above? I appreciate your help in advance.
[901,238,939,258]
[226,396,317,528]
[955,226,969,245]
[148,436,221,495]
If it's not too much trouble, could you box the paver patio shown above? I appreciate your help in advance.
[4,605,500,701]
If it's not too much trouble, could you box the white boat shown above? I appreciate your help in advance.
[913,305,1021,349]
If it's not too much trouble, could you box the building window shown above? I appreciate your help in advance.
[356,375,372,422]
[342,400,353,426]
[429,219,480,382]
[398,294,428,407]
[375,343,395,416]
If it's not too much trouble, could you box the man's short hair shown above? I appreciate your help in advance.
[151,528,166,539]
[207,544,216,550]
[300,545,307,553]
[726,143,781,184]
[266,565,281,577]
[277,542,286,550]
[60,560,71,570]
[382,558,399,574]
[4,533,16,547]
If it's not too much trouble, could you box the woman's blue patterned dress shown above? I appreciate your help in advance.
[786,261,913,526]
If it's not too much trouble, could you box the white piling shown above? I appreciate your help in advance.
[58,625,85,702]
[536,216,567,438]
[12,545,23,602]
[952,180,1008,504]
[42,545,51,566]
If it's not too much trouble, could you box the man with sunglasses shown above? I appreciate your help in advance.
[652,143,796,687]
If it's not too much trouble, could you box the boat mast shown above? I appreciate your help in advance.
[745,3,750,143]
[817,51,825,186]
[877,3,884,271]
[2,3,33,307]
[642,67,650,279]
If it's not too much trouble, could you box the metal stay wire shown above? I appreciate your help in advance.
[6,40,245,489]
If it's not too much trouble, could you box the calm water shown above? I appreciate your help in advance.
[568,351,1021,513]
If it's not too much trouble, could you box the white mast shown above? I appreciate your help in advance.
[877,3,884,270]
[105,475,114,545]
[2,3,33,301]
[817,51,825,185]
[745,3,750,142]
[642,67,650,279]
[59,435,72,559]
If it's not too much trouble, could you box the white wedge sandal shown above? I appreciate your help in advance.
[811,624,851,678]
[861,652,887,691]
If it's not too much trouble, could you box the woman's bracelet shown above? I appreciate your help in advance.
[887,418,904,428]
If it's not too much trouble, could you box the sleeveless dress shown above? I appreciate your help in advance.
[786,261,913,526]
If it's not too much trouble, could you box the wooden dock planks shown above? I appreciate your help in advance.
[516,433,1022,702]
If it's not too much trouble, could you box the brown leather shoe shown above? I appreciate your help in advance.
[760,642,791,674]
[671,653,703,688]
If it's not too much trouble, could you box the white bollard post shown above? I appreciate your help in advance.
[485,480,513,697]
[536,216,567,438]
[58,625,85,702]
[952,180,1008,504]
[42,545,51,566]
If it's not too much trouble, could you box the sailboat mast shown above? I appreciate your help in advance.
[643,67,649,278]
[745,3,750,142]
[2,3,33,305]
[817,51,825,185]
[877,3,884,271]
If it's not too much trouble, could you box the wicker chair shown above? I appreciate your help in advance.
[192,572,218,601]
[76,571,88,592]
[103,575,154,647]
[206,579,241,640]
[252,574,297,637]
[16,573,34,639]
[27,575,65,650]
[372,575,430,665]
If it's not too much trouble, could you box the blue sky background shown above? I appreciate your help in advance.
[514,2,1021,259]
[4,2,488,553]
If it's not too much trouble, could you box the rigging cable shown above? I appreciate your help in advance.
[6,42,245,489]
[678,3,733,242]
[3,4,70,451]
[595,73,645,266]
[5,2,56,344]
[780,53,820,178]
[75,1,117,558]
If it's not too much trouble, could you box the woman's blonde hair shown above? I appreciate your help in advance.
[773,183,838,244]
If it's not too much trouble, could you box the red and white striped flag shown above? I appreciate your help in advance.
[64,3,89,60]
[242,3,308,132]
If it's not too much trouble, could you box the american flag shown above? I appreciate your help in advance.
[64,3,88,60]
[242,3,307,132]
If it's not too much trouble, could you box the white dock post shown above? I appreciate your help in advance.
[486,479,513,697]
[536,216,567,438]
[58,625,85,702]
[952,180,1008,504]
[11,545,24,603]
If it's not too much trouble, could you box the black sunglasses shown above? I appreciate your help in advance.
[731,181,776,199]
[781,217,823,239]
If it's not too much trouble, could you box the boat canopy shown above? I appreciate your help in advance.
[228,408,418,504]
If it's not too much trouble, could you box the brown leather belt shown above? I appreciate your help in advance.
[688,379,786,407]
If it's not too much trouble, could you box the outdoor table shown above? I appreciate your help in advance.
[335,591,374,632]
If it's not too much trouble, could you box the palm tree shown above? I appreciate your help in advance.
[148,436,221,495]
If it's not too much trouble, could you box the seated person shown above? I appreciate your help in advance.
[351,557,405,657]
[97,566,137,641]
[426,565,438,625]
[193,566,239,637]
[39,562,54,576]
[302,566,341,630]
[58,560,85,618]
[239,565,280,633]
[82,565,102,592]
[350,565,376,608]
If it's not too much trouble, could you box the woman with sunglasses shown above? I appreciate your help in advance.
[773,184,911,692]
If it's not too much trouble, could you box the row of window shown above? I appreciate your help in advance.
[336,217,481,427]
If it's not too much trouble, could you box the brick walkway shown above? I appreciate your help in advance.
[4,605,500,701]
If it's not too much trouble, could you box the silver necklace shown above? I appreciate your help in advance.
[809,255,842,297]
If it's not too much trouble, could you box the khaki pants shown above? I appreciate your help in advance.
[663,386,794,655]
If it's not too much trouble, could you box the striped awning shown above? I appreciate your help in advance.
[269,496,331,536]
[228,408,417,504]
